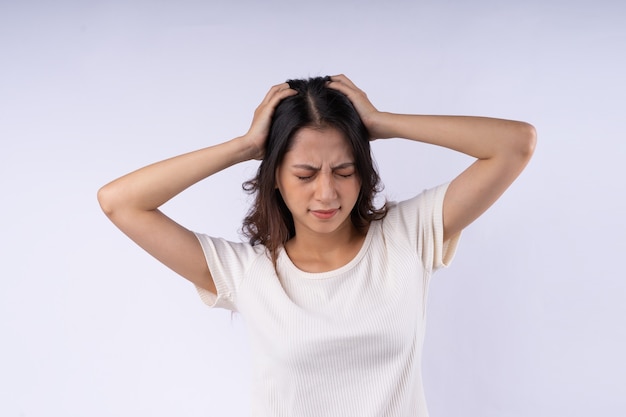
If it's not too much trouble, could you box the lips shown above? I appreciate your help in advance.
[310,209,339,219]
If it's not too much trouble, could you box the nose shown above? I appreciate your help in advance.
[314,172,338,202]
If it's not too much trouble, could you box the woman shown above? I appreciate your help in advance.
[98,74,536,416]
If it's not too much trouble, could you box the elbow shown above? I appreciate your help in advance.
[512,121,537,161]
[97,183,117,217]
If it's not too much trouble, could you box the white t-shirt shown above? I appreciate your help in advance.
[195,183,460,417]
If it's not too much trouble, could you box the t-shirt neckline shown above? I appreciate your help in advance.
[277,221,378,280]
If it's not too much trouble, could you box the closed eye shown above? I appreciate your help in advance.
[334,168,355,178]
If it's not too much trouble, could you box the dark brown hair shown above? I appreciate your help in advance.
[241,76,386,263]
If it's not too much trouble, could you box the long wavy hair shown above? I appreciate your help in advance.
[241,76,387,264]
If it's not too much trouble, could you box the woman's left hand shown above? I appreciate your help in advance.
[326,74,389,140]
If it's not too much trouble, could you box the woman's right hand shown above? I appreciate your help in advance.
[243,82,298,160]
[98,82,296,296]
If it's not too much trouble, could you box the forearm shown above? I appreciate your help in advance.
[370,112,536,160]
[98,136,255,214]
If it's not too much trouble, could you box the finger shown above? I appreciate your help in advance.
[326,75,361,97]
[261,82,293,105]
[254,86,297,121]
[328,74,359,90]
[261,89,298,115]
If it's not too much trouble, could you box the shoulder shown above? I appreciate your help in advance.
[383,182,450,226]
[371,183,461,271]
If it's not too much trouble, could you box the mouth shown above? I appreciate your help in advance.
[310,208,339,220]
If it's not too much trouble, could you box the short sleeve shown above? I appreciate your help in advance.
[193,233,263,311]
[390,182,461,271]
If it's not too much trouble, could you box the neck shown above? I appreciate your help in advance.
[284,222,367,272]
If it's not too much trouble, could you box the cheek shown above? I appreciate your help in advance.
[346,177,362,195]
[275,177,306,207]
[274,168,291,194]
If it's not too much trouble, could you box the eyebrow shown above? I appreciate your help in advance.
[291,162,355,171]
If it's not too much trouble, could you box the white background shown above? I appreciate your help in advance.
[1,0,625,416]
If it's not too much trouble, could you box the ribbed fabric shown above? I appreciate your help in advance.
[195,183,460,417]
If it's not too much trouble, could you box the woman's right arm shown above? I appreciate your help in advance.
[97,83,297,294]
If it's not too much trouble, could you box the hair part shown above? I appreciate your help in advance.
[241,76,387,265]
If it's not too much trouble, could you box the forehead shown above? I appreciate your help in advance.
[285,127,353,161]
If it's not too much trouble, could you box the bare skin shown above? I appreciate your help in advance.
[97,83,298,294]
[98,75,536,295]
[326,74,536,242]
[275,126,365,272]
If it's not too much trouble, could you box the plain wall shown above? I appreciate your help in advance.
[1,1,624,416]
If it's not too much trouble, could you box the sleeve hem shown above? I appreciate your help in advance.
[195,283,219,308]
[434,182,461,269]
[192,232,238,311]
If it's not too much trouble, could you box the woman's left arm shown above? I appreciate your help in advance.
[327,74,537,242]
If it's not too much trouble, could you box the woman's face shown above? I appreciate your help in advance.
[275,126,361,239]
